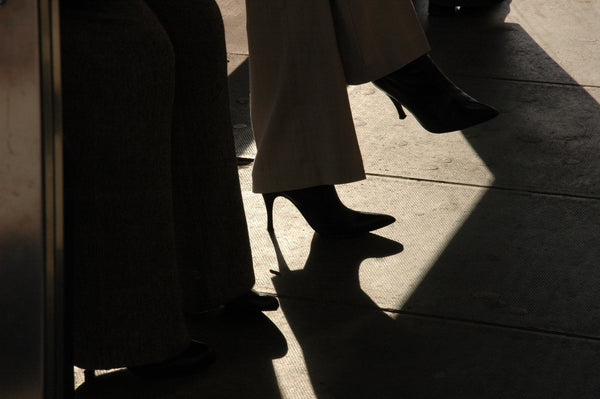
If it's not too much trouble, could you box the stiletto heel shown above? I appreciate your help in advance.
[373,55,498,133]
[263,192,276,233]
[261,185,395,238]
[391,98,407,119]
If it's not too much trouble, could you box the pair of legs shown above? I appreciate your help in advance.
[247,0,430,193]
[245,0,497,236]
[61,0,273,372]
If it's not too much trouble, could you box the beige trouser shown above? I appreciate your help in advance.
[246,0,430,193]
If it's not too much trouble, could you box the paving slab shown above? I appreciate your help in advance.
[416,0,600,87]
[263,300,600,399]
[218,0,600,87]
[229,71,600,197]
[216,0,248,55]
[219,0,600,197]
[74,303,600,399]
[350,80,600,197]
[230,76,600,197]
[413,0,600,86]
[242,169,600,337]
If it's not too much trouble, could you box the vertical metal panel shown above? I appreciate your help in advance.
[39,0,66,397]
[0,0,64,398]
[0,0,45,397]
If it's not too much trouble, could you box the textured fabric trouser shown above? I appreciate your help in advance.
[61,0,254,369]
[246,0,430,193]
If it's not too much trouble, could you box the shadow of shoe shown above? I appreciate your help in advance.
[269,232,404,306]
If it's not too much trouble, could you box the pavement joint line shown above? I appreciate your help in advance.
[442,74,600,89]
[223,60,600,89]
[365,172,600,201]
[390,309,600,343]
[275,294,600,343]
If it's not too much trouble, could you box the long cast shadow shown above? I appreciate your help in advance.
[403,0,600,335]
[74,311,287,398]
[270,232,600,398]
[268,1,600,398]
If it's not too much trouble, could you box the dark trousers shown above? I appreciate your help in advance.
[61,0,254,369]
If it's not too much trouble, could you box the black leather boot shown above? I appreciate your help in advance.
[263,185,396,239]
[373,55,498,133]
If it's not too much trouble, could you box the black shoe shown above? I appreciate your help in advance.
[224,290,279,314]
[263,185,396,238]
[373,55,498,133]
[128,340,215,378]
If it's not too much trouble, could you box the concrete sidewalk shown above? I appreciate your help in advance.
[226,0,600,397]
[75,0,600,397]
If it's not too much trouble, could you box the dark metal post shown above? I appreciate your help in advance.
[0,0,65,397]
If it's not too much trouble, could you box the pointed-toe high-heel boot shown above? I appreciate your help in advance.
[373,55,498,133]
[262,185,396,239]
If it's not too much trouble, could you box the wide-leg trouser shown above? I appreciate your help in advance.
[61,0,254,369]
[246,0,430,193]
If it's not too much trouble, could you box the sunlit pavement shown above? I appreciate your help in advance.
[74,1,600,397]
